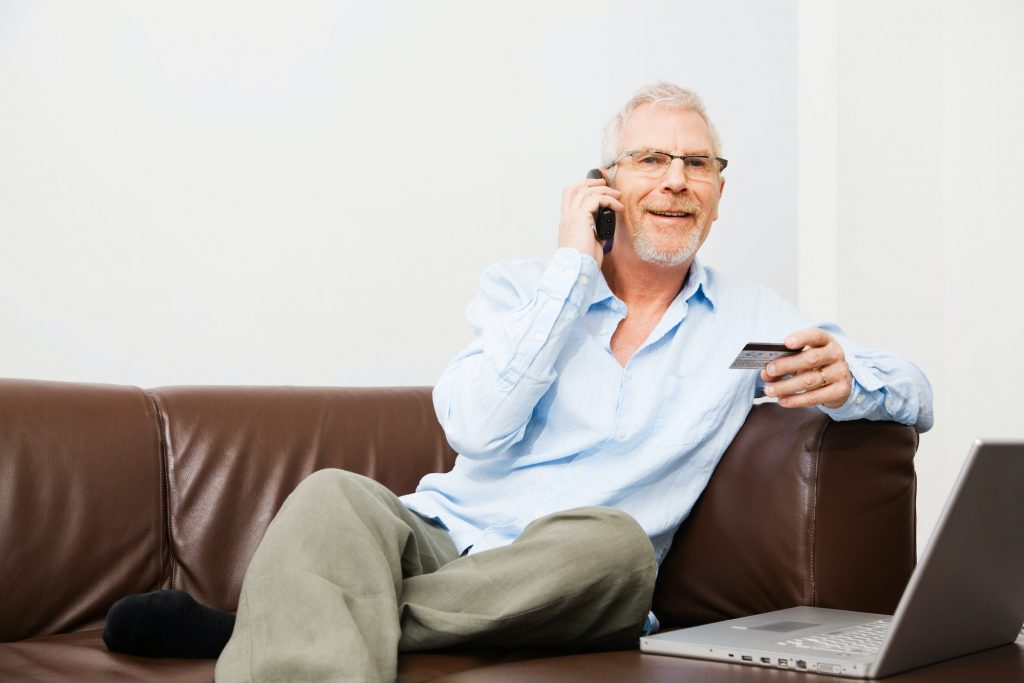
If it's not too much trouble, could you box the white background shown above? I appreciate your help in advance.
[799,0,1024,554]
[2,0,1022,552]
[0,0,796,387]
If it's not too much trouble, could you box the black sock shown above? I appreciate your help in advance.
[102,589,236,659]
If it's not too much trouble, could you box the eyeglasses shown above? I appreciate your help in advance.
[608,150,728,180]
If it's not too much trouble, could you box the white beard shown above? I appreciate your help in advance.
[633,223,704,267]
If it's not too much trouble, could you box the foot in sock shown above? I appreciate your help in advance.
[103,589,236,659]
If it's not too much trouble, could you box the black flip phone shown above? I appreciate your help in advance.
[586,169,616,247]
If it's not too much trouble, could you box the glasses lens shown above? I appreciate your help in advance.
[630,151,672,176]
[685,156,715,179]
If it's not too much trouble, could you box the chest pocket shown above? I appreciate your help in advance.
[653,371,747,446]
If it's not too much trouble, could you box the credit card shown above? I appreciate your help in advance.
[729,342,797,369]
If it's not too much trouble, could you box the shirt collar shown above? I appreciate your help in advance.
[591,255,717,311]
[592,269,615,307]
[682,255,716,311]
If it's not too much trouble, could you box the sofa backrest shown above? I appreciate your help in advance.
[0,379,918,642]
[147,385,455,615]
[0,380,164,642]
[0,381,455,642]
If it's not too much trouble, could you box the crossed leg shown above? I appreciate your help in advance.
[215,469,656,682]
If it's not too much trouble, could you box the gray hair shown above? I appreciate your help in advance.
[600,82,723,169]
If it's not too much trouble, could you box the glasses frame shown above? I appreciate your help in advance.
[607,149,729,177]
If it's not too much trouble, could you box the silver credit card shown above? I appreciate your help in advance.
[729,342,798,369]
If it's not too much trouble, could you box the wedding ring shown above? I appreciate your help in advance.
[818,368,828,387]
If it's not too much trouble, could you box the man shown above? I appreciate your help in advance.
[103,83,932,681]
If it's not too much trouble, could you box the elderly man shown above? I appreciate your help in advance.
[103,83,932,682]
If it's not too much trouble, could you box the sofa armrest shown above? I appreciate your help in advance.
[652,404,918,628]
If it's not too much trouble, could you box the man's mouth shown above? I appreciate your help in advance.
[648,210,693,218]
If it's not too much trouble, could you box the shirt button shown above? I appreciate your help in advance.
[533,332,544,342]
[579,275,589,285]
[617,428,627,439]
[611,301,621,311]
[855,395,864,404]
[572,464,583,473]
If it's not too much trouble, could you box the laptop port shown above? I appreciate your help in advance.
[778,658,789,667]
[760,657,771,664]
[741,655,752,662]
[796,660,807,669]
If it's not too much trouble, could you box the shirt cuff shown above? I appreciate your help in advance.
[499,249,600,389]
[818,356,884,420]
[540,248,600,315]
[641,610,661,636]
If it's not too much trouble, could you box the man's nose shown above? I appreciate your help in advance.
[661,158,689,192]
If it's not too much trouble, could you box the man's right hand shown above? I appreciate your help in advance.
[559,175,623,267]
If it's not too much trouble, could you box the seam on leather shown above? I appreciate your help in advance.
[144,390,177,589]
[912,427,920,560]
[807,415,830,607]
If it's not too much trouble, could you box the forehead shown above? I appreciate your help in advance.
[619,104,715,155]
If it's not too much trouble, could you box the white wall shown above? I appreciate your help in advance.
[0,0,797,387]
[799,0,1024,552]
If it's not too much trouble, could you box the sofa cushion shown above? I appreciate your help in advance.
[0,628,544,682]
[0,629,213,682]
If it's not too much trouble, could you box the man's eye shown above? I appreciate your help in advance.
[636,154,667,166]
[685,157,711,169]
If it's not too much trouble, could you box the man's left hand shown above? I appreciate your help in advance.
[761,327,852,409]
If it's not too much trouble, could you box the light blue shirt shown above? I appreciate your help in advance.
[401,248,933,567]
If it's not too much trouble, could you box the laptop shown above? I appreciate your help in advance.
[640,439,1024,678]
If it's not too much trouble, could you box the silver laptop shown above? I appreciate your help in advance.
[640,440,1024,678]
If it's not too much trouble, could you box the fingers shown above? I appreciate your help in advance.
[559,178,623,263]
[783,326,832,351]
[774,379,850,409]
[762,329,841,379]
[764,360,852,408]
[562,179,624,214]
[560,179,603,213]
[761,328,853,409]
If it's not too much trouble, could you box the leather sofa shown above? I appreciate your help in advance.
[0,378,922,681]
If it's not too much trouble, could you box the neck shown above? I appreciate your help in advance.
[601,247,693,313]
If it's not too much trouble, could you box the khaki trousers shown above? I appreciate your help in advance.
[215,469,656,683]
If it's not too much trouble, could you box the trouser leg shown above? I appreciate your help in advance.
[399,506,657,653]
[215,469,457,683]
[217,469,656,682]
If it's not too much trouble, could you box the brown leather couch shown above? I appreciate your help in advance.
[0,377,942,681]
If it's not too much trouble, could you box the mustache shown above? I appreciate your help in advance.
[641,199,705,216]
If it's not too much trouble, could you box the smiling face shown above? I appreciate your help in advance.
[612,104,725,267]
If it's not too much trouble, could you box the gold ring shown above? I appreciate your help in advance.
[818,368,828,387]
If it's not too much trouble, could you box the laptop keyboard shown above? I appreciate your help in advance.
[779,619,890,656]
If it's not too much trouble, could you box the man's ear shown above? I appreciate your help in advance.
[711,175,725,221]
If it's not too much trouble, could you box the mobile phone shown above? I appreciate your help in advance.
[586,168,615,251]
